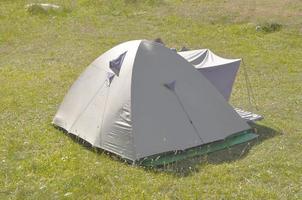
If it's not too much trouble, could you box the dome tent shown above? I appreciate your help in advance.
[53,40,256,165]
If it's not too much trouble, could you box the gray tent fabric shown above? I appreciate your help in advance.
[178,49,241,101]
[53,40,250,161]
[163,80,205,144]
[178,49,208,66]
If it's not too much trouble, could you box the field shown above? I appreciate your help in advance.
[0,0,301,199]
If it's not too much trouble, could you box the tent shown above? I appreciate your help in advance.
[53,40,257,165]
[178,49,241,101]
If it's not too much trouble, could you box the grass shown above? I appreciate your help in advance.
[0,0,301,199]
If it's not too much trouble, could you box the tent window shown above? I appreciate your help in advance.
[106,72,115,86]
[109,51,127,76]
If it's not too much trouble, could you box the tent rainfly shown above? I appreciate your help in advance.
[53,40,257,166]
[178,49,263,122]
[178,49,241,101]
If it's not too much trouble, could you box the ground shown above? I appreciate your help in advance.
[0,0,301,199]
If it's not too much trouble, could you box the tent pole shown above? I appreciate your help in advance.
[241,59,258,111]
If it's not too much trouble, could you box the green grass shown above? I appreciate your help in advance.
[1,0,301,199]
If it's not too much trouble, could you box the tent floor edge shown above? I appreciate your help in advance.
[138,129,258,167]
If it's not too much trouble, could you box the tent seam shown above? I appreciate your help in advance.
[69,80,106,133]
